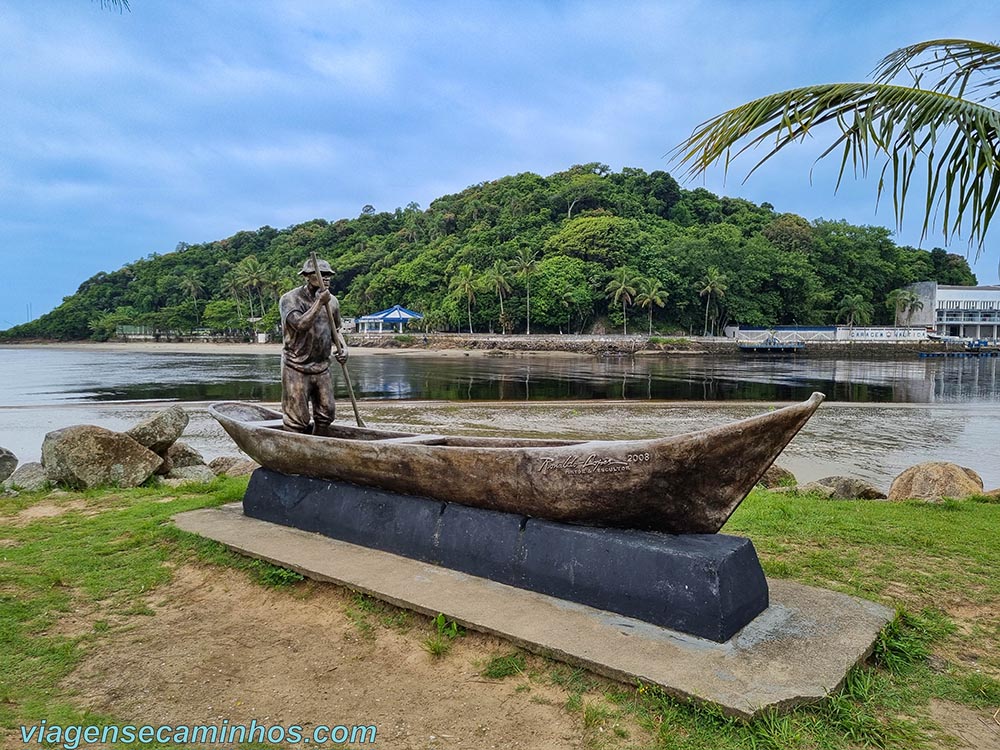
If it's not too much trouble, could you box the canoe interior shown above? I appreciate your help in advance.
[216,402,585,449]
[210,394,826,534]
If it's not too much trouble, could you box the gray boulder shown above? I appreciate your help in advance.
[2,462,50,492]
[888,462,984,502]
[162,464,217,487]
[792,482,836,498]
[759,463,797,488]
[208,455,260,477]
[166,441,206,468]
[811,476,887,500]
[0,447,17,482]
[154,454,174,476]
[155,439,206,476]
[42,425,163,489]
[126,405,189,454]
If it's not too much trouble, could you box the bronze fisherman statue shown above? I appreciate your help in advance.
[279,256,351,435]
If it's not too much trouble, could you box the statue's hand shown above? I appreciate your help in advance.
[335,349,349,364]
[316,290,333,307]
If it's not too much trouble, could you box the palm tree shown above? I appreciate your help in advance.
[422,308,449,333]
[450,264,477,334]
[178,273,205,325]
[512,248,538,334]
[559,289,575,334]
[886,288,919,327]
[234,256,273,322]
[672,40,1000,252]
[905,296,925,324]
[635,277,668,335]
[699,268,728,337]
[481,259,512,334]
[221,273,244,324]
[605,267,640,335]
[837,293,874,330]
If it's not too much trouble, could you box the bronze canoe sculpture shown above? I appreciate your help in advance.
[209,392,824,534]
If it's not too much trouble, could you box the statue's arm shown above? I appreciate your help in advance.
[284,291,329,332]
[331,297,349,362]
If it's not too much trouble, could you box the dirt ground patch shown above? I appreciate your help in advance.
[928,699,1000,750]
[62,564,629,749]
[11,498,90,526]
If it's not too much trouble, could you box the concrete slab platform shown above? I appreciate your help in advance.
[174,504,893,719]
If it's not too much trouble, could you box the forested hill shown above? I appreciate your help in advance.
[1,163,977,341]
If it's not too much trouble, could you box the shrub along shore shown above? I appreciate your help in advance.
[2,333,973,359]
[351,332,966,358]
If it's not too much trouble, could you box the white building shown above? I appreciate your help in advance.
[731,325,927,342]
[909,281,1000,340]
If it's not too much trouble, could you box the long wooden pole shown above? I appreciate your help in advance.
[310,252,365,428]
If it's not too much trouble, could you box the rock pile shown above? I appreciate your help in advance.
[42,425,162,489]
[2,405,258,494]
[887,462,984,502]
[4,462,48,492]
[208,455,260,477]
[126,405,190,455]
[758,464,797,489]
[760,461,993,501]
[802,476,886,500]
[0,447,17,482]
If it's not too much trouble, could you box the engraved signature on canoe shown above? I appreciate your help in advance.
[537,452,650,475]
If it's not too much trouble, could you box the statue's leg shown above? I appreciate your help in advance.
[312,370,336,436]
[281,366,312,433]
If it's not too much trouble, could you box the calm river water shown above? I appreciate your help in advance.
[1,345,998,490]
[3,346,1000,404]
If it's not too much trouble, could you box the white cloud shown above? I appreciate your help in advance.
[3,0,1000,328]
[305,47,395,94]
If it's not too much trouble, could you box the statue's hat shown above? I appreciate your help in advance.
[300,258,333,276]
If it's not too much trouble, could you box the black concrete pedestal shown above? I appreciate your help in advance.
[243,468,768,642]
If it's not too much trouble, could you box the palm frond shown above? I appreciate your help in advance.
[874,39,1000,102]
[95,0,130,12]
[671,83,1000,251]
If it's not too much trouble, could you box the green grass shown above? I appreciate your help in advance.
[1,482,998,749]
[726,489,1000,675]
[342,591,413,640]
[482,651,526,679]
[420,634,452,658]
[0,477,245,732]
[420,613,464,659]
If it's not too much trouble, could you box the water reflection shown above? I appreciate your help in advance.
[3,347,1000,405]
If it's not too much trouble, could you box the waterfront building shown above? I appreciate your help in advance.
[356,304,424,333]
[731,325,927,343]
[909,282,1000,340]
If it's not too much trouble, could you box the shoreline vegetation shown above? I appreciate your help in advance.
[1,478,997,749]
[0,333,974,358]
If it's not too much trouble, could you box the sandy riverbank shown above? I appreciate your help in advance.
[5,335,962,358]
[4,340,591,358]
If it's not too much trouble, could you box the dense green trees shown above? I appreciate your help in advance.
[0,164,979,342]
[837,294,874,329]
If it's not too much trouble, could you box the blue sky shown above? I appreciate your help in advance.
[2,1,999,328]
